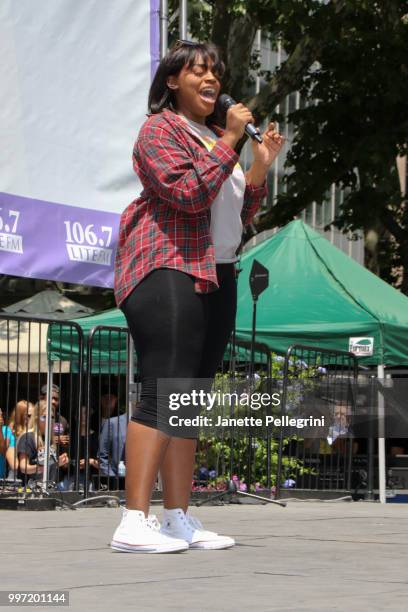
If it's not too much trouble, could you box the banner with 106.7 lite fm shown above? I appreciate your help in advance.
[0,0,159,287]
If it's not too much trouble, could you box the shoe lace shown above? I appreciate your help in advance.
[123,509,161,531]
[186,514,204,530]
[146,515,161,531]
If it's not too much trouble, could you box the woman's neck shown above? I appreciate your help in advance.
[176,107,206,125]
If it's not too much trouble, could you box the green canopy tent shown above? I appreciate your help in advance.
[236,220,408,366]
[50,219,408,368]
[236,219,408,504]
[48,219,408,501]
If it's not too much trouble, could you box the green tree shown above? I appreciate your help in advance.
[170,0,408,291]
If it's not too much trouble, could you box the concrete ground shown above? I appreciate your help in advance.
[1,500,408,611]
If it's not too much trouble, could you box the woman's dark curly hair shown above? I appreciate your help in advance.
[148,40,225,122]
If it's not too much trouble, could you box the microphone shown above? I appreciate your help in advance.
[217,94,263,143]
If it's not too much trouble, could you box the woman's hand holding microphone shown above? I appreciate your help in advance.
[221,103,256,150]
[220,102,285,187]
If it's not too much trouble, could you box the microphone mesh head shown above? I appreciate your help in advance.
[217,94,235,111]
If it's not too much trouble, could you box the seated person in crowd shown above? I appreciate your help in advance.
[0,408,18,479]
[17,401,69,485]
[59,405,99,491]
[99,411,127,488]
[8,400,35,438]
[304,401,357,455]
[327,402,352,448]
[74,405,99,472]
[39,383,70,451]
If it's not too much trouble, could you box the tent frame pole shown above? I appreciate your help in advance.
[160,0,168,59]
[179,0,187,39]
[377,364,386,503]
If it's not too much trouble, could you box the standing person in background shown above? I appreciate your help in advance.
[99,411,127,490]
[100,390,118,427]
[112,40,284,553]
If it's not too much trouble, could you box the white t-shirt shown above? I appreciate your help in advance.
[181,117,246,263]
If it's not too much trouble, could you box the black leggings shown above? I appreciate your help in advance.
[121,265,237,431]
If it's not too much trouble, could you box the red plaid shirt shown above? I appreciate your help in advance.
[114,109,266,306]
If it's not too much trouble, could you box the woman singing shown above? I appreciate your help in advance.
[112,40,284,553]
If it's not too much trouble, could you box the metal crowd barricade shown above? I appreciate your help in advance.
[0,313,369,503]
[353,369,408,502]
[195,338,276,494]
[276,344,358,498]
[0,314,84,495]
[84,325,131,497]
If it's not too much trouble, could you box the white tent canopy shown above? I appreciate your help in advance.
[0,290,91,372]
[3,288,93,320]
[0,318,49,372]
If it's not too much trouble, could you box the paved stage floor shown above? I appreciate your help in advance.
[1,500,408,611]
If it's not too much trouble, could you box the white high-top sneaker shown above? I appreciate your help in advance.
[160,508,235,550]
[111,508,189,553]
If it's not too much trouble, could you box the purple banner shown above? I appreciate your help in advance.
[0,192,119,288]
[0,1,160,289]
[150,0,160,80]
